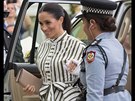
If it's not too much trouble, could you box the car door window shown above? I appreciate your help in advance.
[71,20,88,42]
[12,3,39,63]
[118,7,131,68]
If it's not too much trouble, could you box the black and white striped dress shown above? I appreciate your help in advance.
[36,31,86,101]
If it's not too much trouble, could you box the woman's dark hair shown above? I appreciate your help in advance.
[84,13,117,32]
[38,3,71,34]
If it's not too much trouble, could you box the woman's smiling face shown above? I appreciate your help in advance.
[38,12,63,39]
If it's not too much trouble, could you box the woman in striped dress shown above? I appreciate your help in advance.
[23,3,86,101]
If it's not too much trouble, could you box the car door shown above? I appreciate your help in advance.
[116,1,131,94]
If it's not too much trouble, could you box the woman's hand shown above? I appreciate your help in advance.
[67,60,77,72]
[64,59,80,75]
[23,84,36,95]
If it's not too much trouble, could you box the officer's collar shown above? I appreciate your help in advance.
[96,32,115,40]
[91,39,102,46]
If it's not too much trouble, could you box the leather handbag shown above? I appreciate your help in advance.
[16,68,42,94]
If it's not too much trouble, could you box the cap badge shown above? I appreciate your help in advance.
[86,51,95,63]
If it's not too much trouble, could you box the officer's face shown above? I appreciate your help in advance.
[82,17,93,40]
[38,12,63,39]
[82,17,89,34]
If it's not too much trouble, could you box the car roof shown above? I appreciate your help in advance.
[27,0,131,5]
[28,0,131,2]
[28,0,80,4]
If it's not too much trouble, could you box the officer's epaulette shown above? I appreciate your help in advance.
[91,39,102,46]
[84,39,102,50]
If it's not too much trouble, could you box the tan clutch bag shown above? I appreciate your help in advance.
[16,68,42,94]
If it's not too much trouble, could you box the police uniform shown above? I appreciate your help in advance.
[77,0,131,101]
[36,31,86,101]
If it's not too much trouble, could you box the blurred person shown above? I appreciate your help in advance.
[3,2,24,62]
[4,2,32,38]
[23,3,86,101]
[4,2,16,33]
[6,0,22,7]
[4,0,7,11]
[6,0,22,14]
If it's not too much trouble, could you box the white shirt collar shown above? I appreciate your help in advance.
[49,31,67,43]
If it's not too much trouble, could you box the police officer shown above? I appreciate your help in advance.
[77,0,131,100]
